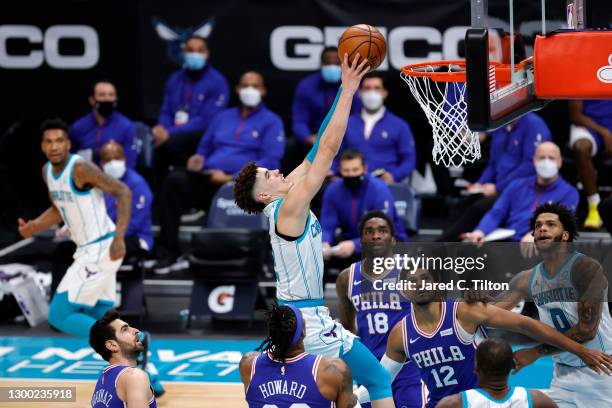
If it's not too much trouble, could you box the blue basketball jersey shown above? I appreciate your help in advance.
[349,262,424,407]
[246,352,333,407]
[92,365,156,408]
[402,301,479,408]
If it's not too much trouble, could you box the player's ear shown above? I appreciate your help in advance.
[562,230,569,241]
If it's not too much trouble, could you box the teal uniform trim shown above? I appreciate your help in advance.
[460,391,468,408]
[278,298,324,308]
[527,388,533,408]
[50,155,71,180]
[80,231,115,247]
[69,156,91,196]
[306,87,342,163]
[474,387,515,403]
[296,213,311,243]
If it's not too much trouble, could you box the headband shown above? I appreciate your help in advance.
[286,305,304,348]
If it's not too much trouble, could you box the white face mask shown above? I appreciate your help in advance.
[103,160,126,179]
[535,158,558,179]
[361,90,384,111]
[239,86,262,108]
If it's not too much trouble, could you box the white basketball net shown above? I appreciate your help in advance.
[401,65,481,167]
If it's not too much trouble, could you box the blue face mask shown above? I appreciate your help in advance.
[184,52,207,71]
[321,65,342,83]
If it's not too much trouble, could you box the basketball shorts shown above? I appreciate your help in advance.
[56,236,122,307]
[547,363,612,407]
[569,124,603,157]
[300,305,356,357]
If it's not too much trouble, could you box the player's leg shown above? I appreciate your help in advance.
[341,339,395,408]
[570,125,602,229]
[48,291,99,337]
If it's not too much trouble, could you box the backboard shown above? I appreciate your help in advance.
[465,0,587,131]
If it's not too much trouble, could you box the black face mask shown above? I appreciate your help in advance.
[95,101,117,118]
[343,175,364,190]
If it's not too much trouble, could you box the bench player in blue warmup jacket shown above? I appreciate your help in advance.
[240,304,357,407]
[336,211,423,407]
[234,54,395,407]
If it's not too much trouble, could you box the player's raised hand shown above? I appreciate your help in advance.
[17,218,36,238]
[577,346,612,375]
[340,53,370,95]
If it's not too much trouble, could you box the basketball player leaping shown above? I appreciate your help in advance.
[234,54,396,407]
[241,304,357,407]
[494,202,612,407]
[89,309,157,408]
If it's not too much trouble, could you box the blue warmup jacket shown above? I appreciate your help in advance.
[69,111,138,168]
[477,113,551,192]
[195,105,285,175]
[292,71,361,145]
[104,168,154,251]
[321,174,408,253]
[476,176,579,241]
[340,109,416,181]
[158,65,230,137]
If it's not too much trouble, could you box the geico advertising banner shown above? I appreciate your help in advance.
[1,0,569,124]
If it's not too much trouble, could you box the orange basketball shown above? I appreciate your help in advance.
[338,24,387,70]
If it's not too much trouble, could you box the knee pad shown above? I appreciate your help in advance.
[341,339,393,401]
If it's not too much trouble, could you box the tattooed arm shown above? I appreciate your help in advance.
[317,357,357,408]
[73,160,132,260]
[514,256,607,371]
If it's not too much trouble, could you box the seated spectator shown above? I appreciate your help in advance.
[292,46,361,148]
[155,70,285,273]
[464,142,578,243]
[438,112,551,241]
[569,100,612,229]
[69,80,138,168]
[153,35,230,176]
[339,71,416,184]
[100,142,153,256]
[321,149,407,267]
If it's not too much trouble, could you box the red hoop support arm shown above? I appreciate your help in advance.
[534,30,612,99]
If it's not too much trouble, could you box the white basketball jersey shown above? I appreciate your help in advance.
[263,199,324,301]
[45,155,115,247]
[530,251,612,367]
[462,387,531,407]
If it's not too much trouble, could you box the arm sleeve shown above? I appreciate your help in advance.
[195,115,220,158]
[158,76,175,129]
[292,81,314,144]
[355,354,404,404]
[321,188,339,244]
[389,121,416,181]
[256,116,286,172]
[306,88,342,163]
[499,120,552,190]
[476,185,514,234]
[168,75,230,137]
[123,122,138,169]
[477,160,496,184]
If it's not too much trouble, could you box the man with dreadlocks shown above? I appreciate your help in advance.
[240,304,357,407]
[234,53,395,408]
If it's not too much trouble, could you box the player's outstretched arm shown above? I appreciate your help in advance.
[460,302,612,374]
[277,55,369,236]
[238,351,260,393]
[492,269,530,310]
[73,160,132,260]
[317,357,357,408]
[530,390,558,408]
[336,268,357,334]
[18,205,62,238]
[120,368,153,408]
[434,394,462,408]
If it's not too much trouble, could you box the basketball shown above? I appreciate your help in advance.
[338,24,387,70]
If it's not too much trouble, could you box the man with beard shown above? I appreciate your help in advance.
[356,267,612,408]
[494,202,612,407]
[89,310,157,408]
[336,211,423,407]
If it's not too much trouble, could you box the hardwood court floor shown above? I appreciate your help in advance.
[0,379,248,408]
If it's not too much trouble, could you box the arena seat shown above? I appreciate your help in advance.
[389,182,422,235]
[187,182,270,326]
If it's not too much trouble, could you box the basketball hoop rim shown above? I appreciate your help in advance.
[401,58,532,83]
